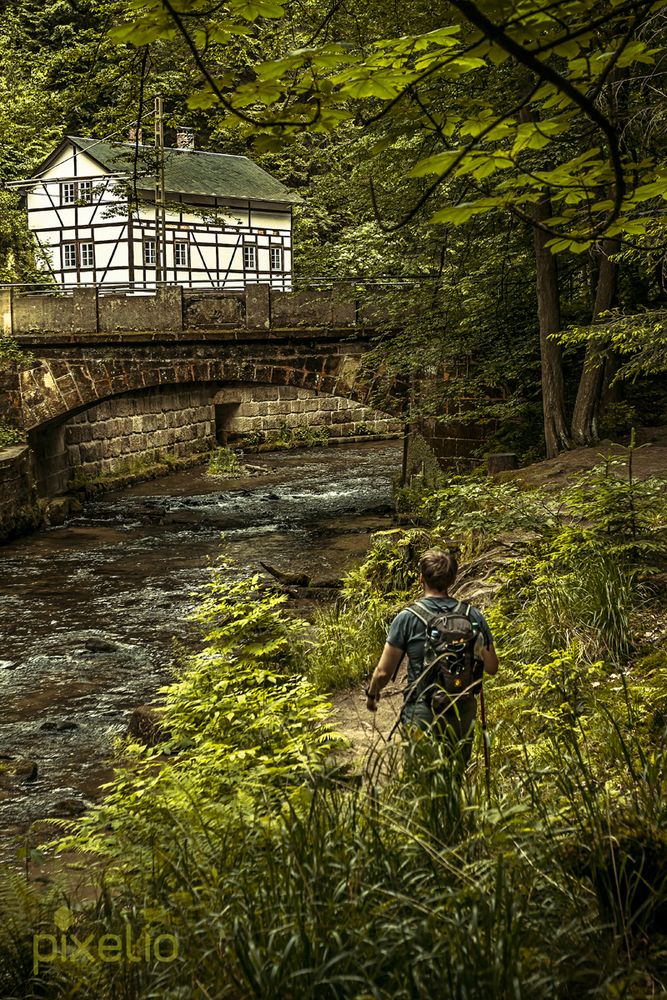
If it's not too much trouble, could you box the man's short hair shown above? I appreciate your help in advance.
[419,548,458,592]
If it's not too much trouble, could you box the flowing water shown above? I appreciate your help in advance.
[0,441,401,844]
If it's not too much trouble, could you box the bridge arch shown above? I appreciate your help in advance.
[20,354,401,434]
[23,359,402,496]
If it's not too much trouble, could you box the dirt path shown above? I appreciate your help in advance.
[330,664,408,756]
[329,426,667,755]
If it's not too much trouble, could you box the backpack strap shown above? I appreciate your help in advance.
[406,601,430,626]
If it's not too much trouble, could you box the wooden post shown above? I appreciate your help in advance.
[487,452,518,475]
[154,96,166,287]
[0,287,13,336]
[400,374,413,487]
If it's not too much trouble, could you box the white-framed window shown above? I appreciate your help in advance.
[174,241,189,268]
[243,245,257,270]
[62,242,77,268]
[143,239,156,265]
[78,180,94,204]
[270,246,283,271]
[80,242,94,268]
[60,182,76,205]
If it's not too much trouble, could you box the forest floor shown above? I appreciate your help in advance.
[500,425,667,488]
[330,424,667,753]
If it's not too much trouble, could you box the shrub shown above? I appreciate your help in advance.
[207,446,243,476]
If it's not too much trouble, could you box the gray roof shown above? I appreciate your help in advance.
[65,136,303,205]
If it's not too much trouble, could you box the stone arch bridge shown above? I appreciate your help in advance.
[0,284,482,506]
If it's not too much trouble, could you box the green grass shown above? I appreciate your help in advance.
[3,460,667,998]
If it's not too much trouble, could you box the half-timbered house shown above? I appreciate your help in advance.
[19,134,302,290]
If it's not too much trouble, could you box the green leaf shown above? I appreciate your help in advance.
[409,151,460,177]
[228,0,285,20]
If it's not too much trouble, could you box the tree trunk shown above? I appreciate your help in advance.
[570,237,620,445]
[528,193,571,457]
[520,108,571,458]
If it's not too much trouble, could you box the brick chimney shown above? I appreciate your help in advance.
[175,127,195,150]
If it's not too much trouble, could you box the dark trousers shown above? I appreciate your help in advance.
[401,696,477,763]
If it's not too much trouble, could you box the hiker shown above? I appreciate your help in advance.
[365,548,498,760]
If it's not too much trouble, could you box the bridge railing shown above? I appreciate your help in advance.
[0,281,421,337]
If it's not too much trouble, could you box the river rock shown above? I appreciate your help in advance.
[84,637,119,653]
[0,758,39,788]
[39,721,58,731]
[128,705,169,747]
[162,509,203,525]
[57,721,79,732]
[51,798,86,817]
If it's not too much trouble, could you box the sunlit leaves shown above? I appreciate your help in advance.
[105,0,667,249]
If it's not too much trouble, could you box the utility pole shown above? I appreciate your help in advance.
[154,96,166,286]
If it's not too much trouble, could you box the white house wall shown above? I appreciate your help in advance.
[25,143,295,291]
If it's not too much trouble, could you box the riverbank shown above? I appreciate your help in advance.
[0,441,401,853]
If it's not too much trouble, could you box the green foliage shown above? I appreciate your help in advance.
[0,337,33,373]
[418,478,558,556]
[6,463,667,997]
[298,595,393,691]
[342,527,435,602]
[207,445,243,476]
[266,420,330,449]
[0,870,63,999]
[112,0,667,249]
[63,571,342,863]
[0,421,25,449]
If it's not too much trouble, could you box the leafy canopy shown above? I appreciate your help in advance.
[110,0,667,250]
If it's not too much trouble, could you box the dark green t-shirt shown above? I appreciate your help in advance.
[387,596,494,690]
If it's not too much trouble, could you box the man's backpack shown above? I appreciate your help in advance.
[407,600,484,714]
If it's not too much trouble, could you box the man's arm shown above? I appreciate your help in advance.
[481,643,499,676]
[366,642,404,712]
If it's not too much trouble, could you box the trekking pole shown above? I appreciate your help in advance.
[479,685,491,804]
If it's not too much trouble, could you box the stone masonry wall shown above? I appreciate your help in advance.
[0,445,41,540]
[28,382,400,499]
[217,385,401,444]
[65,385,216,480]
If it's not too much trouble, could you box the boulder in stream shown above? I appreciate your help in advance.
[84,637,119,653]
[0,757,39,789]
[51,797,86,817]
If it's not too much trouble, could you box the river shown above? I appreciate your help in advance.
[0,441,400,845]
